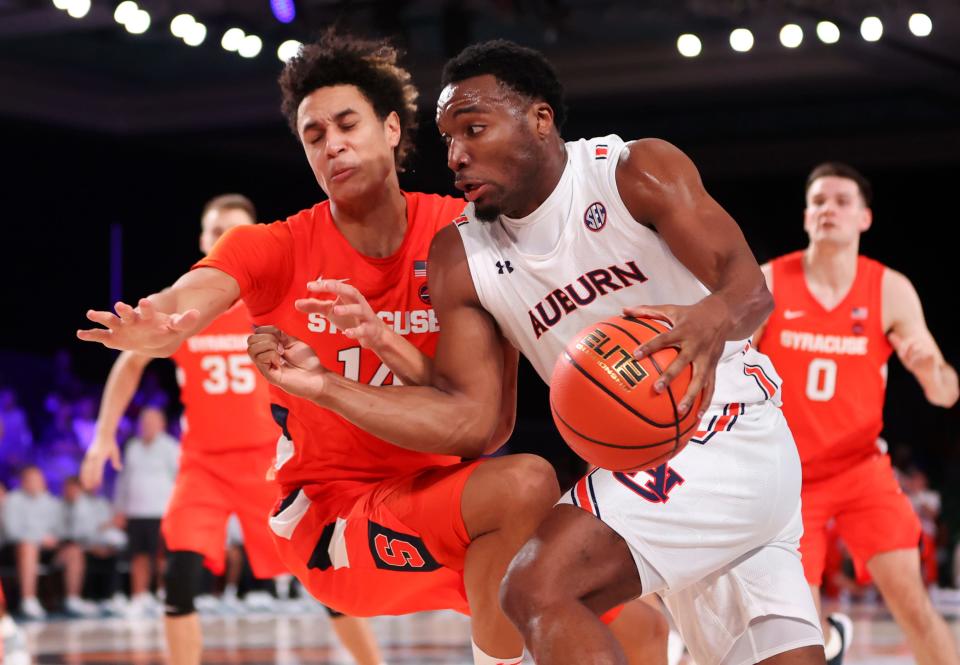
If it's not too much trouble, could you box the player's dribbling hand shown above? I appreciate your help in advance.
[80,434,123,490]
[295,279,387,349]
[624,296,731,419]
[76,298,201,354]
[247,325,327,400]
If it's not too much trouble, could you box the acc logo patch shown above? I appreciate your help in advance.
[418,283,431,305]
[584,201,607,232]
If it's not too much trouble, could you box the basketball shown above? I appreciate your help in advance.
[549,315,703,472]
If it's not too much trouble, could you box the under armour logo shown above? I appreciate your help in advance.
[496,260,514,274]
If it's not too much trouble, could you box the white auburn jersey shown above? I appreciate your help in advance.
[456,134,782,415]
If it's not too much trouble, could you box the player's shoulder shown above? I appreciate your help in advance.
[406,191,466,229]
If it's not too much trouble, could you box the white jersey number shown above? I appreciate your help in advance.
[805,358,837,402]
[201,354,257,395]
[337,347,397,386]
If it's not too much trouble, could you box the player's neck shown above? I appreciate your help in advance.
[330,183,408,258]
[803,241,859,293]
[504,139,567,219]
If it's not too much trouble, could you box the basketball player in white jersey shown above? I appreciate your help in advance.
[246,40,824,665]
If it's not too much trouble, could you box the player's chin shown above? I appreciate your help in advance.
[474,199,503,223]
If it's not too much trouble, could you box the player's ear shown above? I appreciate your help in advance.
[383,111,401,150]
[860,207,873,233]
[533,102,554,139]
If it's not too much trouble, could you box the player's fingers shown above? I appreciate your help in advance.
[332,303,364,319]
[622,305,676,326]
[76,328,114,343]
[294,298,335,314]
[633,329,679,360]
[115,301,138,324]
[676,359,710,417]
[110,448,123,471]
[252,325,283,336]
[138,298,156,321]
[85,309,121,329]
[887,330,902,349]
[169,309,200,331]
[652,350,694,393]
[698,373,716,419]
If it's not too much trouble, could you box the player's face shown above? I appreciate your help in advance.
[297,85,401,203]
[138,408,166,442]
[437,75,545,222]
[804,176,872,246]
[199,207,254,255]
[21,468,45,495]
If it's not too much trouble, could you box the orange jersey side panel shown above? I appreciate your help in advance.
[757,252,892,481]
[197,192,467,501]
[170,301,279,454]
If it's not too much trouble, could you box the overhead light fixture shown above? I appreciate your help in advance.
[816,20,840,44]
[66,0,91,18]
[238,34,262,58]
[729,28,754,53]
[170,13,196,38]
[860,16,883,42]
[125,8,151,34]
[221,27,245,52]
[270,0,296,24]
[113,0,138,24]
[779,23,803,48]
[277,39,303,62]
[676,34,702,58]
[908,13,932,37]
[183,22,207,46]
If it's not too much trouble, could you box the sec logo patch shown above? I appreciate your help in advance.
[584,201,606,232]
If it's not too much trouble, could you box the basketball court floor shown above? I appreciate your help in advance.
[20,598,960,664]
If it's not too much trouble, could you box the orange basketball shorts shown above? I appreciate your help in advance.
[268,460,485,617]
[799,453,921,585]
[162,446,286,579]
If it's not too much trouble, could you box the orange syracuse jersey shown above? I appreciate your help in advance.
[170,301,279,454]
[196,192,466,500]
[757,251,892,481]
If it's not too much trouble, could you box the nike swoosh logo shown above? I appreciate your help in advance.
[784,310,805,320]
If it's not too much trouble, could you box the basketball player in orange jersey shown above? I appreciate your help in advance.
[76,32,567,665]
[247,40,824,665]
[755,162,959,665]
[80,194,383,665]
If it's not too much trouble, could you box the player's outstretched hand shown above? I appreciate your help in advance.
[624,297,731,418]
[77,299,200,354]
[80,434,123,490]
[247,325,327,400]
[295,279,387,349]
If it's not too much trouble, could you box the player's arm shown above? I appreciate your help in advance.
[77,267,240,358]
[751,263,775,346]
[248,226,511,459]
[883,268,958,408]
[617,138,773,414]
[80,351,153,489]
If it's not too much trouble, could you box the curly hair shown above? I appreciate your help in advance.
[441,39,567,131]
[279,30,419,169]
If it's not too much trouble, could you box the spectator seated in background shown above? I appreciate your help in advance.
[114,406,179,618]
[62,477,126,607]
[0,388,33,481]
[2,466,98,619]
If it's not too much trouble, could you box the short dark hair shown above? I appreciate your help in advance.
[806,162,873,206]
[442,39,567,131]
[279,29,419,169]
[202,193,256,221]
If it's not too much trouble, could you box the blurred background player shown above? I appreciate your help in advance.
[81,194,383,665]
[755,162,960,665]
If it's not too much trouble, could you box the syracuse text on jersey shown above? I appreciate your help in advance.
[777,330,870,356]
[306,308,440,336]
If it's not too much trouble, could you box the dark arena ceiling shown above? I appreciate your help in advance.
[1,0,958,174]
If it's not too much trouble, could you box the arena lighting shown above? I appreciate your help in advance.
[676,34,702,57]
[113,0,138,24]
[270,0,296,24]
[221,27,245,52]
[277,39,303,62]
[779,23,803,48]
[125,8,151,34]
[860,16,883,42]
[170,13,196,38]
[908,12,932,37]
[183,22,207,46]
[816,20,840,44]
[729,28,754,53]
[238,34,263,58]
[52,0,71,10]
[66,0,91,18]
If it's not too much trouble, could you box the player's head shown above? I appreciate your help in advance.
[279,30,418,202]
[804,162,873,247]
[438,39,567,221]
[199,194,256,255]
[19,465,46,495]
[138,406,167,442]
